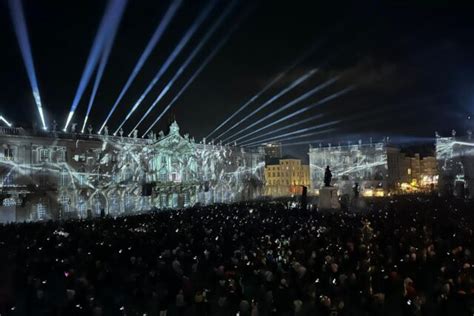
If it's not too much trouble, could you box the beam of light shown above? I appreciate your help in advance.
[143,0,249,137]
[81,0,127,133]
[244,128,337,147]
[225,76,340,143]
[0,115,12,127]
[64,0,127,131]
[230,85,354,145]
[206,45,322,139]
[216,68,319,141]
[130,0,239,136]
[97,0,183,134]
[277,139,327,147]
[242,120,341,147]
[237,113,324,145]
[113,0,217,135]
[8,0,47,130]
[241,100,394,146]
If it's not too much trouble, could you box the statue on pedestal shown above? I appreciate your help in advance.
[324,166,332,187]
[71,123,77,133]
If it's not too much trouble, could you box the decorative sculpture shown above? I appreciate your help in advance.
[324,165,332,187]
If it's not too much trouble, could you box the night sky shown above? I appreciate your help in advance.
[1,0,474,158]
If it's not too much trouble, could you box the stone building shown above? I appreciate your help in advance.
[0,122,264,222]
[264,157,310,197]
[386,148,438,192]
[436,131,474,198]
[308,140,388,196]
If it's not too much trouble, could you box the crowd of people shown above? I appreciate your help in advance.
[0,196,473,315]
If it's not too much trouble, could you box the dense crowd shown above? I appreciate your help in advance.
[0,196,473,315]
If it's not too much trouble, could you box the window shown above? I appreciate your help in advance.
[39,149,50,162]
[3,198,16,207]
[4,147,13,160]
[408,168,411,175]
[37,203,47,219]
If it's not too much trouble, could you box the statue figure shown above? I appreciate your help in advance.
[88,125,93,134]
[104,126,109,136]
[133,130,138,139]
[324,165,332,187]
[159,131,165,139]
[119,128,124,138]
[353,182,359,198]
[71,123,77,133]
[52,120,58,132]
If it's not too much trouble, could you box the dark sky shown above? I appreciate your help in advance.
[1,0,474,158]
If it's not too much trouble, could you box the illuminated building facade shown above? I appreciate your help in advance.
[386,148,438,192]
[264,157,310,197]
[308,140,388,196]
[0,122,264,222]
[436,131,474,198]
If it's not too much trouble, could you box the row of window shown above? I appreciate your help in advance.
[266,180,308,186]
[266,171,308,178]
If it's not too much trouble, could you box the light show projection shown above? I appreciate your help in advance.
[435,132,474,198]
[0,122,264,222]
[308,141,388,195]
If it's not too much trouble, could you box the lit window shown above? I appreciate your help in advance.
[408,168,411,175]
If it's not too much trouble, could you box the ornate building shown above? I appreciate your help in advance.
[308,140,388,196]
[436,131,474,198]
[0,122,264,222]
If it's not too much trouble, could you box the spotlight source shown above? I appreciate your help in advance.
[64,0,128,131]
[81,0,127,133]
[0,115,12,127]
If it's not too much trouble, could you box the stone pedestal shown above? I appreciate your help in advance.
[318,187,340,210]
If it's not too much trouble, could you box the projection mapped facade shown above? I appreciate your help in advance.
[0,122,264,222]
[436,132,474,198]
[308,140,388,196]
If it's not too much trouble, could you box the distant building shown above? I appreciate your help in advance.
[264,157,310,197]
[308,140,388,196]
[386,147,437,192]
[436,131,474,198]
[264,142,282,163]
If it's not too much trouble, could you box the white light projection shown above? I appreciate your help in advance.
[308,141,388,195]
[435,134,474,197]
[0,122,264,221]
